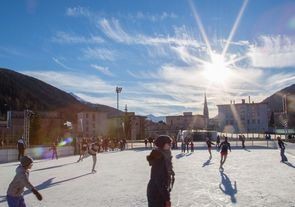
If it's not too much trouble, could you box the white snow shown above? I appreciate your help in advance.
[0,147,294,207]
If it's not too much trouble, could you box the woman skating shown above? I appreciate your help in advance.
[219,137,231,171]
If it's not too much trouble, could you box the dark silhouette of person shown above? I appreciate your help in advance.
[277,137,288,162]
[219,171,237,203]
[17,136,26,161]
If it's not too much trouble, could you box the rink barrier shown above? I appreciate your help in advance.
[285,142,295,156]
[0,146,74,163]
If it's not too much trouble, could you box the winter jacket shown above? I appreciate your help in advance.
[219,141,231,153]
[147,149,172,206]
[7,165,34,197]
[278,140,285,149]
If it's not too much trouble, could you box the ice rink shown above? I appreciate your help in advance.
[0,147,294,207]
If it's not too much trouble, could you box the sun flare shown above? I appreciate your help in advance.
[203,53,231,83]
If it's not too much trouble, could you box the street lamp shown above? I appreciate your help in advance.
[116,86,122,110]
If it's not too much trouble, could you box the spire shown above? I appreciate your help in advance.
[203,92,209,119]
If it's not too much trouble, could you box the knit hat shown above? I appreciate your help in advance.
[20,156,33,167]
[154,135,172,149]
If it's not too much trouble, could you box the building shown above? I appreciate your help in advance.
[77,112,108,137]
[166,112,206,131]
[144,120,171,138]
[0,111,64,145]
[217,99,268,133]
[77,111,146,140]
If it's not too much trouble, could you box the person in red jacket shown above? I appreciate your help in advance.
[147,135,175,207]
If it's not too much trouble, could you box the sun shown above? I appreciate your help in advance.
[202,53,231,83]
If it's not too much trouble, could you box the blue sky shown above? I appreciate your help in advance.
[0,0,294,117]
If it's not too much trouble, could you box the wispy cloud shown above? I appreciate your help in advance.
[66,6,92,17]
[52,31,104,44]
[91,64,114,76]
[248,35,295,68]
[127,11,177,22]
[23,71,114,94]
[99,18,133,43]
[82,47,115,61]
[52,57,76,71]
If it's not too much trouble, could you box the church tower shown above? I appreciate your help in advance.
[203,93,209,129]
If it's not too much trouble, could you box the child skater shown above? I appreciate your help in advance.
[219,137,231,171]
[6,156,42,207]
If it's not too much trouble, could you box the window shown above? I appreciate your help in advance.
[86,113,88,118]
[92,114,95,121]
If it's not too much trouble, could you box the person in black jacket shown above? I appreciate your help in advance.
[219,137,231,170]
[147,135,175,207]
[277,137,288,162]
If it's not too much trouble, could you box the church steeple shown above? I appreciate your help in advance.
[203,92,209,119]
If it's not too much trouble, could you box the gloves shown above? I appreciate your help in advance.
[165,201,171,207]
[32,188,43,201]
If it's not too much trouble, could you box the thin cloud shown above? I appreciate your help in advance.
[52,31,104,44]
[82,47,115,61]
[248,35,295,68]
[52,57,76,71]
[91,64,114,77]
[23,71,114,94]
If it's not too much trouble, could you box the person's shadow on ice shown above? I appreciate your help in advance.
[219,171,237,203]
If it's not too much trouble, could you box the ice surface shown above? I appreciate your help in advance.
[0,147,294,207]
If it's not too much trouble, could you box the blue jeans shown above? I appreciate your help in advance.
[6,195,26,207]
[280,148,288,162]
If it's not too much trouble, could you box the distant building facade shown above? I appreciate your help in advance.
[77,112,108,137]
[217,99,268,133]
[77,111,146,140]
[166,112,206,131]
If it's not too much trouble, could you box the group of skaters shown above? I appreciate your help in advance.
[4,134,291,207]
[76,137,127,173]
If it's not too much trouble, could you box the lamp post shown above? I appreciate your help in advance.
[115,87,122,140]
[116,86,122,110]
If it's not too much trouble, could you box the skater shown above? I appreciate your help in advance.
[17,136,26,161]
[216,135,220,148]
[77,138,88,162]
[147,135,175,207]
[85,141,100,173]
[185,137,189,153]
[148,137,154,148]
[190,141,194,152]
[6,156,42,207]
[181,141,186,153]
[145,138,148,148]
[277,137,288,162]
[241,135,246,149]
[50,141,58,160]
[219,137,231,170]
[206,138,215,159]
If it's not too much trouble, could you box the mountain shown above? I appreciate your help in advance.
[0,68,120,121]
[262,84,295,128]
[262,84,295,112]
[146,114,166,123]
